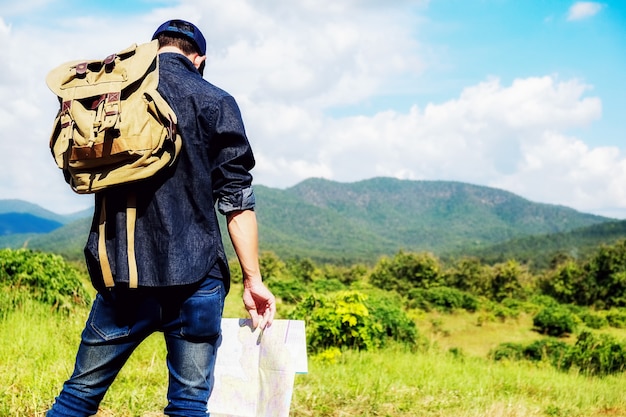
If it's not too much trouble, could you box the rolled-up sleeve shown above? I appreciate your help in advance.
[218,186,256,214]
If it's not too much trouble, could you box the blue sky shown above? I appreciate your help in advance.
[0,0,625,218]
[419,0,625,146]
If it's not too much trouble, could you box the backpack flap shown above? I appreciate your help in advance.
[45,42,156,96]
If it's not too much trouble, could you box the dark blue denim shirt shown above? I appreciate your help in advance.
[84,52,256,293]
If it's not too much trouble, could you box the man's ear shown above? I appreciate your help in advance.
[193,55,207,72]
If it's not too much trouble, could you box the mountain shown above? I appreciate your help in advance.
[0,213,62,235]
[253,178,614,262]
[0,178,617,263]
[0,199,92,225]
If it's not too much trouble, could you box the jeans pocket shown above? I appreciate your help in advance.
[179,279,225,341]
[87,293,133,342]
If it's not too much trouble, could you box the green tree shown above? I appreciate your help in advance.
[488,260,532,302]
[539,259,586,305]
[259,251,287,282]
[286,257,317,283]
[369,251,442,293]
[443,257,491,296]
[321,263,368,286]
[585,241,626,308]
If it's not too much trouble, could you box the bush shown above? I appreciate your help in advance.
[563,331,626,376]
[490,342,524,361]
[578,310,609,330]
[539,260,585,305]
[529,294,560,309]
[407,286,479,312]
[491,333,626,376]
[491,339,569,367]
[533,305,577,337]
[0,248,91,314]
[268,279,308,304]
[584,241,626,309]
[523,338,570,368]
[606,308,626,329]
[288,290,418,352]
[311,278,346,294]
[443,257,490,296]
[363,290,418,345]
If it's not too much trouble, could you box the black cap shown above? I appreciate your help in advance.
[152,19,206,55]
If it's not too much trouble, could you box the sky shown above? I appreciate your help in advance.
[0,0,625,218]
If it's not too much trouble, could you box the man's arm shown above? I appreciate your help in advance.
[226,209,276,329]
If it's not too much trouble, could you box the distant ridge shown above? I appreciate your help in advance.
[0,177,618,264]
[0,199,92,225]
[0,213,62,235]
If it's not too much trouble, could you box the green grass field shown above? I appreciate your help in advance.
[2,290,626,417]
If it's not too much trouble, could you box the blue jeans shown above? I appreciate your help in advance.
[47,275,225,417]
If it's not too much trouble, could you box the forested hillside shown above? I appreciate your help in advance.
[460,220,626,270]
[254,178,613,263]
[0,177,617,264]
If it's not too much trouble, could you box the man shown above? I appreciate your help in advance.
[47,20,276,417]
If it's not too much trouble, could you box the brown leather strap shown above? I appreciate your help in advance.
[97,194,139,289]
[126,193,138,289]
[98,196,115,288]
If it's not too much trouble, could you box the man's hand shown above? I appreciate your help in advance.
[243,280,276,329]
[226,209,276,329]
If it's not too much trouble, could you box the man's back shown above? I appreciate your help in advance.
[84,52,255,290]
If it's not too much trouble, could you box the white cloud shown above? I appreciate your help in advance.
[247,75,618,217]
[567,2,604,21]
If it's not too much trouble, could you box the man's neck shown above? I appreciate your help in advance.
[158,45,186,55]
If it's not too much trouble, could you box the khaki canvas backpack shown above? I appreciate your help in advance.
[46,40,181,289]
[46,40,181,194]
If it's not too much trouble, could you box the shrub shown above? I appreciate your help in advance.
[491,333,626,376]
[288,290,418,352]
[528,294,560,309]
[268,279,307,304]
[491,339,569,367]
[585,241,626,309]
[523,338,570,368]
[563,331,626,376]
[321,263,368,286]
[606,308,626,329]
[533,305,577,337]
[490,342,524,361]
[0,248,91,314]
[443,257,491,296]
[492,303,520,322]
[578,310,609,330]
[407,286,479,312]
[539,260,585,305]
[478,298,520,323]
[311,278,346,294]
[362,290,418,346]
